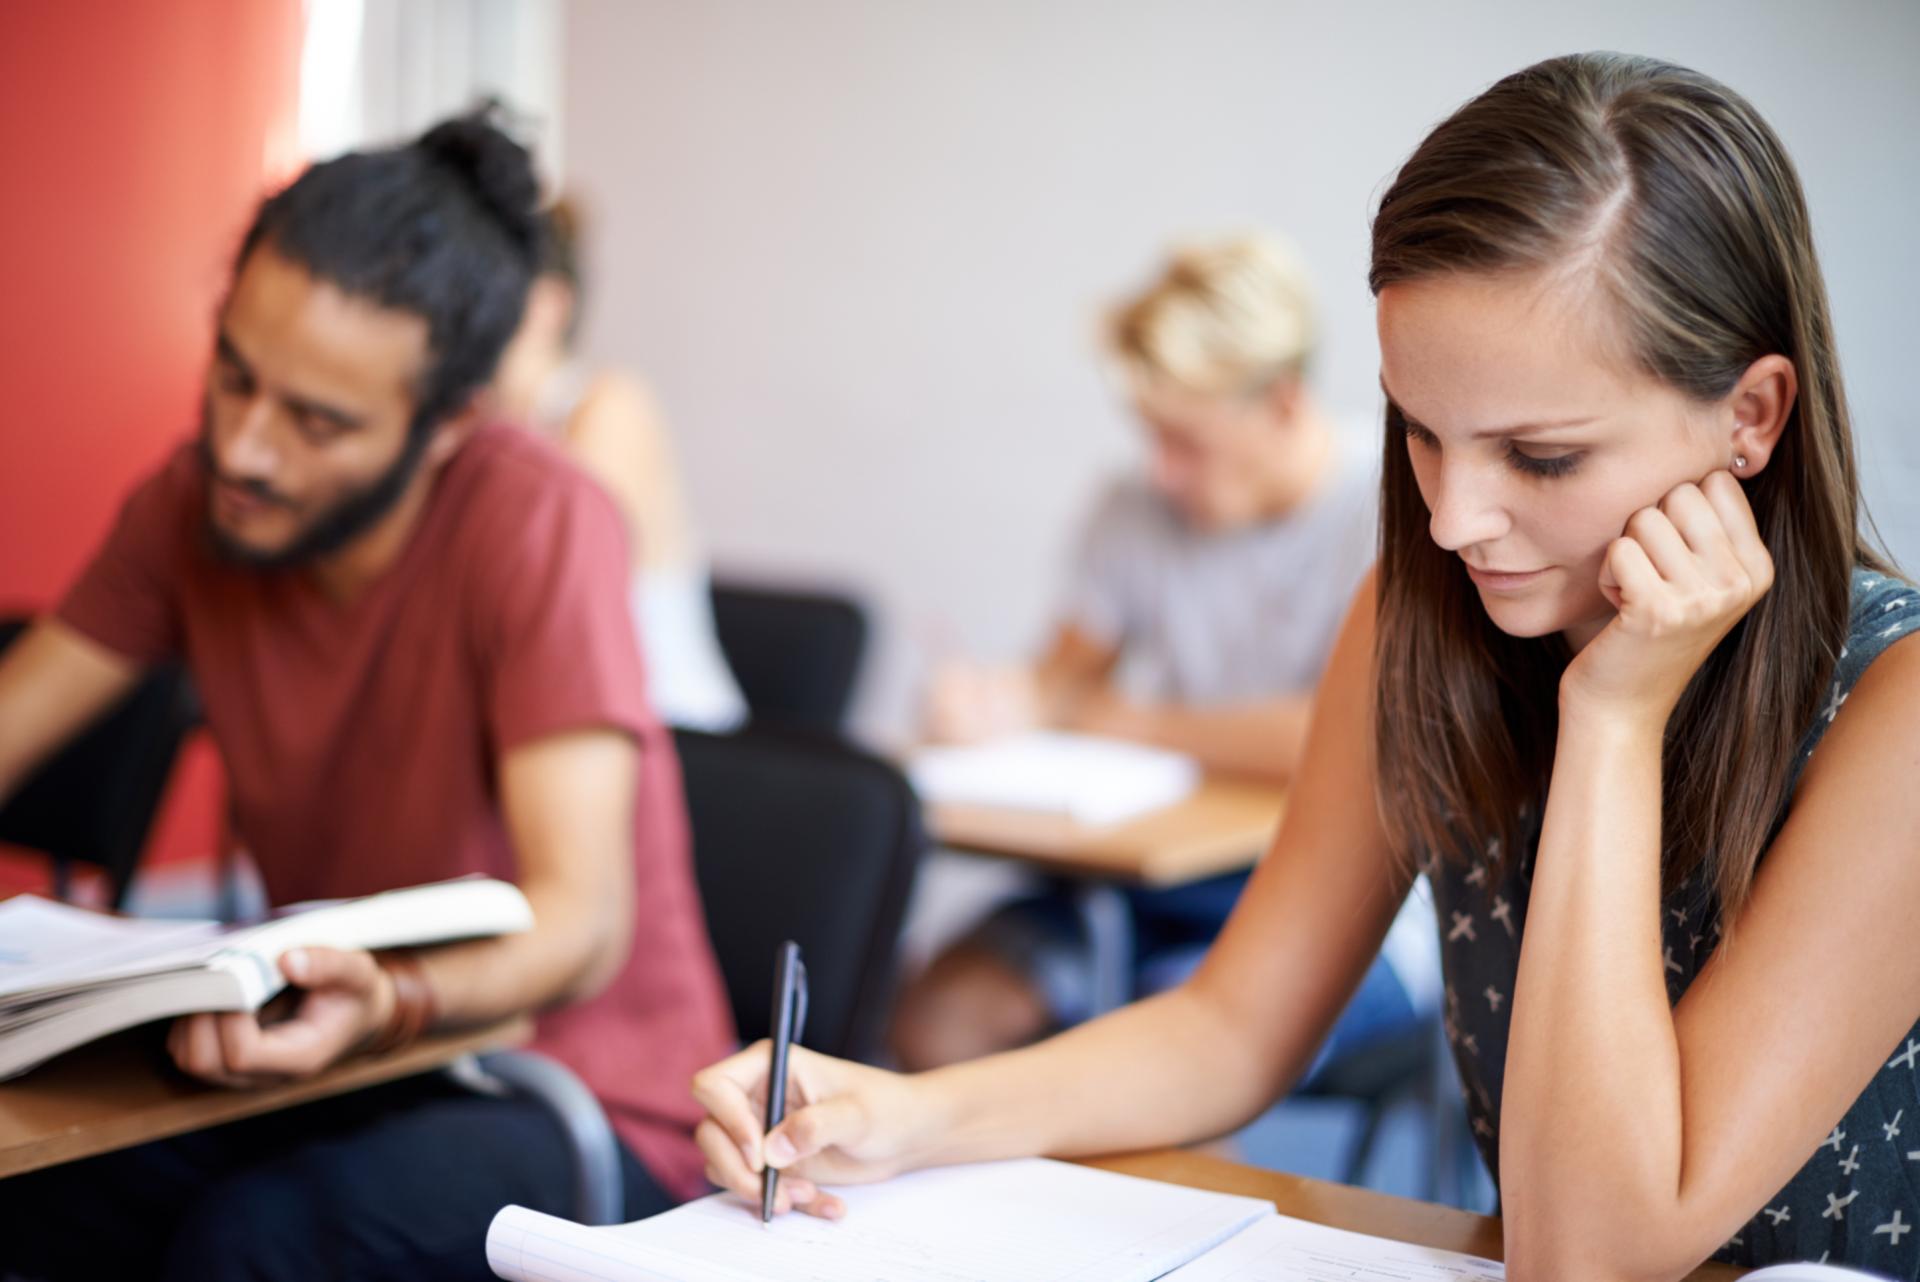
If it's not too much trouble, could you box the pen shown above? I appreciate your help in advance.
[762,939,808,1222]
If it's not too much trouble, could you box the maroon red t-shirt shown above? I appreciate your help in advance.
[58,425,735,1200]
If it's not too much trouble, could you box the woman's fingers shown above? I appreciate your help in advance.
[1701,469,1774,591]
[771,1174,846,1221]
[690,1043,893,1220]
[691,1041,774,1172]
[796,1187,847,1220]
[1612,475,1773,628]
[697,1118,760,1199]
[699,1119,844,1220]
[1659,482,1739,579]
[769,1094,868,1169]
[1623,503,1697,588]
[1605,535,1664,614]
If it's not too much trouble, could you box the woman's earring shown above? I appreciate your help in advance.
[1734,455,1750,472]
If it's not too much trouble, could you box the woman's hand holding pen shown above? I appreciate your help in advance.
[692,1042,934,1220]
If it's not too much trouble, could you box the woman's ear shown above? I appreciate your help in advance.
[1726,353,1796,477]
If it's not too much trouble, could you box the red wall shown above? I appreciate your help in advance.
[0,1,302,884]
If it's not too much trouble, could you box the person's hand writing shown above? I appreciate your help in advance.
[690,1041,934,1220]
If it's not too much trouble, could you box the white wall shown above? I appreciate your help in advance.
[562,0,1920,738]
[301,0,565,165]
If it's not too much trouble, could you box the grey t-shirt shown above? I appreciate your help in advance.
[1061,425,1378,704]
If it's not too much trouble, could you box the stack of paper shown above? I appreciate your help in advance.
[909,732,1201,826]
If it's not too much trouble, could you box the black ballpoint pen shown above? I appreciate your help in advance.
[761,940,808,1223]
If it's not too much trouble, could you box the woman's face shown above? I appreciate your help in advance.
[1377,270,1735,650]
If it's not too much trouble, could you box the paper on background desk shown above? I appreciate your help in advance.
[486,1157,1271,1282]
[909,731,1201,827]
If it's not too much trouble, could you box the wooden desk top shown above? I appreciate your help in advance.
[929,776,1287,886]
[0,1019,527,1179]
[1082,1149,1746,1280]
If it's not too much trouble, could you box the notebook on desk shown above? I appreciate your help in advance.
[488,1158,1268,1282]
[487,1156,1884,1282]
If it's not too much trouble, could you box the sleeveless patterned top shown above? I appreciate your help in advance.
[1429,566,1920,1275]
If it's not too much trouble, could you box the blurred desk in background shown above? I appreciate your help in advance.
[928,776,1285,1014]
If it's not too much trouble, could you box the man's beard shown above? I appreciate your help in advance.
[198,413,435,570]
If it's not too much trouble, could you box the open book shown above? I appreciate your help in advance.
[0,877,532,1080]
[909,731,1201,827]
[486,1157,1886,1282]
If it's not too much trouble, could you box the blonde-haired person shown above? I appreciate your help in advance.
[490,200,744,731]
[1111,233,1319,402]
[695,53,1920,1281]
[898,232,1437,1076]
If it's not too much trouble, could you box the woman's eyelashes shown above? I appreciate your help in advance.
[1503,441,1584,478]
[1400,419,1584,479]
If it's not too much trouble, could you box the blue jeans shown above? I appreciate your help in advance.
[0,1070,672,1281]
[972,870,1419,1087]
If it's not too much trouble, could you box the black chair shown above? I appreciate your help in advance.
[676,726,925,1060]
[471,726,926,1224]
[709,581,869,735]
[0,618,199,909]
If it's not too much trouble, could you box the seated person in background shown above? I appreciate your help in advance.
[0,108,734,1281]
[488,198,745,731]
[895,233,1438,1072]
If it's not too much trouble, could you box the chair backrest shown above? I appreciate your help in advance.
[709,582,869,735]
[675,726,924,1062]
[0,618,200,909]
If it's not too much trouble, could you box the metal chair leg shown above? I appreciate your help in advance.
[1071,882,1134,1018]
[470,1051,625,1226]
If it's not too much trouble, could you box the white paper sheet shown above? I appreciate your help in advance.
[909,732,1200,826]
[1156,1212,1891,1281]
[487,1158,1273,1282]
[1161,1210,1506,1280]
[0,897,220,1000]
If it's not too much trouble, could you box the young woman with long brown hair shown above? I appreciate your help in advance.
[688,53,1920,1280]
